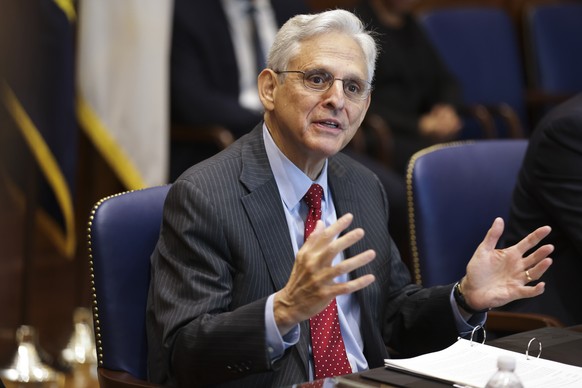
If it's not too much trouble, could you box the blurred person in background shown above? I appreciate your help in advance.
[355,0,463,175]
[169,0,309,180]
[503,93,582,326]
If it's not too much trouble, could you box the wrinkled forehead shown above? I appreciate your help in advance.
[288,32,369,79]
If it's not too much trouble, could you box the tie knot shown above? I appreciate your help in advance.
[303,184,323,210]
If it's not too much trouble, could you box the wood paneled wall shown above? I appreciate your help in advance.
[0,134,124,369]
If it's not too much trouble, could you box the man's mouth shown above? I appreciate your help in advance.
[318,120,340,129]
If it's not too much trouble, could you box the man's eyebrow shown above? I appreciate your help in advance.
[306,68,366,80]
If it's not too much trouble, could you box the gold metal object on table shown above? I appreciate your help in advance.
[60,308,97,387]
[0,325,64,387]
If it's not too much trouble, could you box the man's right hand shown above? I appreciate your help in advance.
[273,213,376,335]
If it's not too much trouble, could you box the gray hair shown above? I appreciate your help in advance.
[267,9,378,83]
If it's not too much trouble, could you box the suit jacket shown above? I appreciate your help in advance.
[503,93,582,326]
[146,125,459,387]
[170,0,309,137]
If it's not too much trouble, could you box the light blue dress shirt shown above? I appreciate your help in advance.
[261,124,485,379]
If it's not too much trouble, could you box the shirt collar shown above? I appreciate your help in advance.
[262,124,329,212]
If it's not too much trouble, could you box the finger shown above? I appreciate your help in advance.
[318,232,376,281]
[524,257,553,282]
[330,249,376,278]
[327,274,376,297]
[480,217,504,251]
[307,213,354,244]
[523,244,554,268]
[515,282,547,300]
[513,225,552,255]
[327,227,365,256]
[306,214,366,254]
[301,215,366,269]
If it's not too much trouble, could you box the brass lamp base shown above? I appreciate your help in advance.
[59,307,97,386]
[0,325,64,388]
[60,308,97,367]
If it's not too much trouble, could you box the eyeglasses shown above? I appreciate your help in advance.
[275,69,373,101]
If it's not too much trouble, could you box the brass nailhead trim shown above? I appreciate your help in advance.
[87,185,170,365]
[405,141,475,286]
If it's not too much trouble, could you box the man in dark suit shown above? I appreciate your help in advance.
[169,0,309,179]
[503,93,582,326]
[169,0,410,261]
[147,9,554,387]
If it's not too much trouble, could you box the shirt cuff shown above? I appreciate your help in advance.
[265,294,300,362]
[449,287,487,338]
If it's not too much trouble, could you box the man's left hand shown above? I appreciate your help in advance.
[460,217,553,311]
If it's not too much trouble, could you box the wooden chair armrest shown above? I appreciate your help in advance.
[524,89,576,126]
[567,324,582,333]
[485,310,564,337]
[171,124,235,150]
[484,103,526,139]
[97,368,161,388]
[525,89,575,108]
[457,104,497,139]
[351,113,395,167]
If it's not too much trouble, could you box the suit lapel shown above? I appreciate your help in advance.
[239,126,295,292]
[241,181,295,292]
[329,155,387,363]
[328,156,368,265]
[238,126,310,372]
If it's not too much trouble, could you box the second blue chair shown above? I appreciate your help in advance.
[525,2,582,97]
[419,7,528,138]
[407,140,564,334]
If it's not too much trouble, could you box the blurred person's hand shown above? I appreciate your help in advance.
[419,104,462,141]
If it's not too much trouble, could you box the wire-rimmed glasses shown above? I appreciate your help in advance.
[275,69,373,101]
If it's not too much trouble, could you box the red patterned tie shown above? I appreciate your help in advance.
[303,184,352,379]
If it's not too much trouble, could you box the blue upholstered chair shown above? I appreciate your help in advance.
[88,185,170,387]
[419,7,528,138]
[407,140,563,334]
[525,3,582,98]
[407,140,527,286]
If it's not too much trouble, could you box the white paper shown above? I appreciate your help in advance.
[384,338,582,388]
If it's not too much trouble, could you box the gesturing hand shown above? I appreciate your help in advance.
[460,217,553,312]
[273,213,376,335]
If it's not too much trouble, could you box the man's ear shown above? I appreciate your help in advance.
[258,69,277,111]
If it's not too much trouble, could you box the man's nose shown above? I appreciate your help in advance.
[322,79,346,108]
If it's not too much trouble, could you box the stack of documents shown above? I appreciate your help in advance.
[384,338,582,388]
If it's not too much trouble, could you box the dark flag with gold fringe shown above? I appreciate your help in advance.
[0,0,77,258]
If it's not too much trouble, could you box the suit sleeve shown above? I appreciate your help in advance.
[146,179,271,386]
[345,166,459,358]
[380,241,459,357]
[533,116,582,255]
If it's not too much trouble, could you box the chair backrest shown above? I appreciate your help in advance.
[526,3,582,95]
[88,185,170,381]
[407,140,528,286]
[419,7,528,136]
